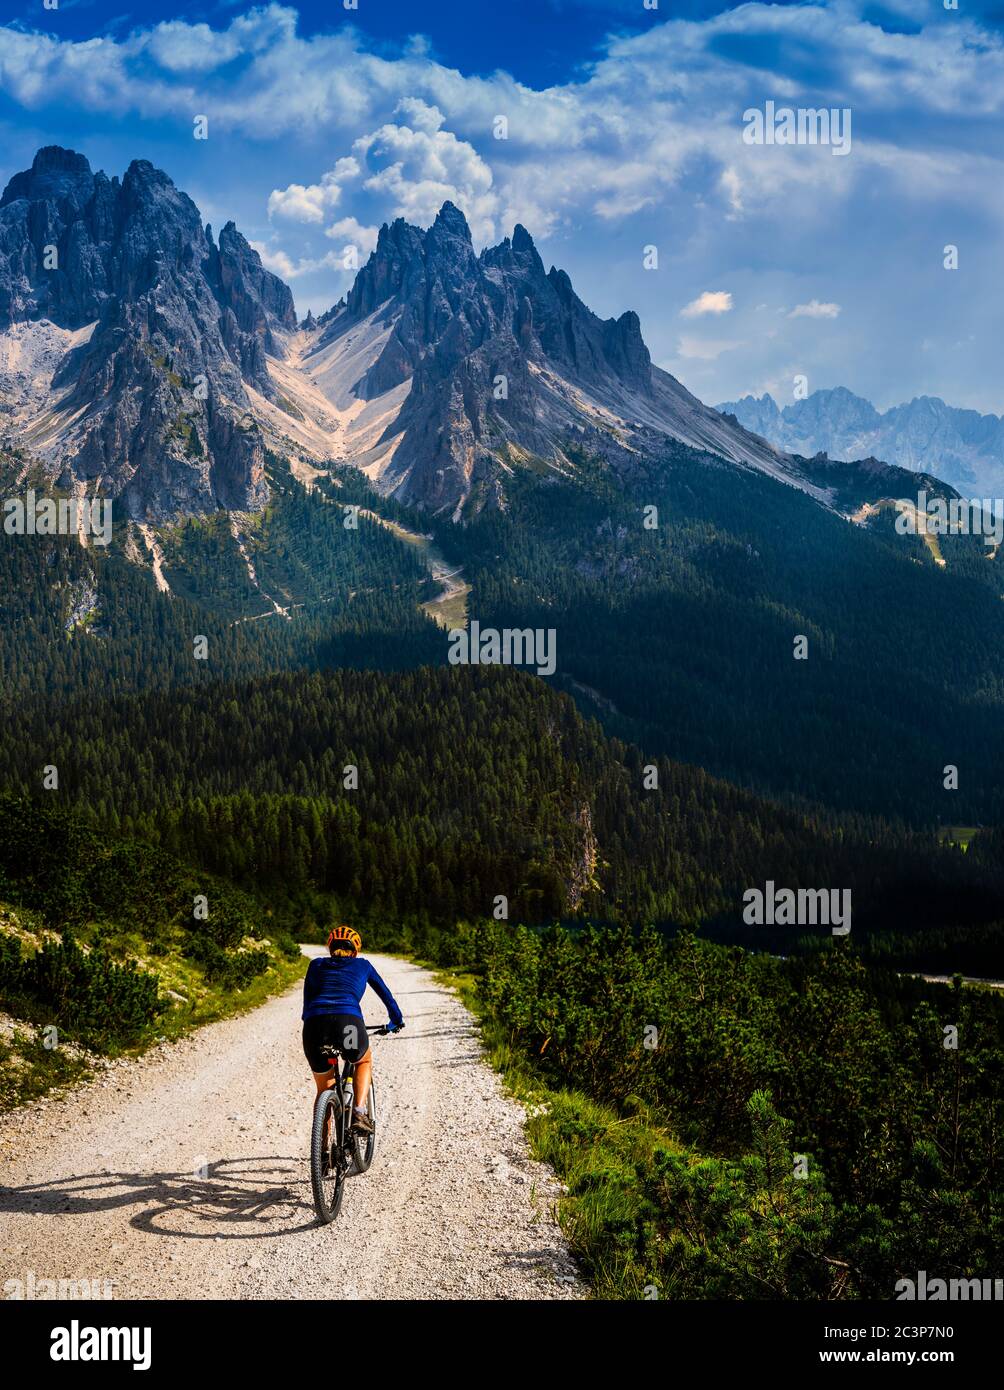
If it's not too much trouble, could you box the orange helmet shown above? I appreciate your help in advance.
[327,925,362,957]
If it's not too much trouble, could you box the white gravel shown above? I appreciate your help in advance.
[0,952,583,1301]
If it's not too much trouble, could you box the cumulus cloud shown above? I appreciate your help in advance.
[354,100,498,241]
[268,157,360,223]
[324,217,380,255]
[269,99,499,244]
[250,240,344,280]
[681,291,734,318]
[788,300,842,319]
[142,21,242,74]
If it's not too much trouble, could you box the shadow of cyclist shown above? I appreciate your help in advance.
[0,1155,318,1239]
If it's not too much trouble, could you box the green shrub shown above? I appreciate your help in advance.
[1,931,164,1049]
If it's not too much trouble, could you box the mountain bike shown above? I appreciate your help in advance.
[309,1022,398,1225]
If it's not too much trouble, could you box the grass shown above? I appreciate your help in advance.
[150,949,305,1044]
[0,1024,93,1111]
[421,575,471,631]
[0,906,307,1111]
[360,508,471,629]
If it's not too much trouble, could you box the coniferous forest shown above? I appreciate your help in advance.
[2,437,1003,1300]
[2,1,1004,1335]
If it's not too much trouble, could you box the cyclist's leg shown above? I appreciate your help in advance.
[330,1016,370,1109]
[303,1017,338,1095]
[353,1047,373,1112]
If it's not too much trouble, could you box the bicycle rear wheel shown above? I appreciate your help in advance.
[350,1076,377,1174]
[310,1088,346,1224]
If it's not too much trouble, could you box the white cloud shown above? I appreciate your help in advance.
[250,240,345,280]
[268,100,500,241]
[324,217,379,254]
[675,336,744,361]
[142,21,242,74]
[354,101,498,241]
[3,2,1003,243]
[250,241,299,278]
[268,157,360,223]
[267,182,337,224]
[788,300,842,319]
[681,291,734,318]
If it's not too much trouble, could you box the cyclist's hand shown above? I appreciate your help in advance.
[388,1020,405,1033]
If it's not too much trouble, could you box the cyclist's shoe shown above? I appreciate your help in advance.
[351,1108,375,1135]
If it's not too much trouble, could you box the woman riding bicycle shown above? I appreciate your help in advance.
[301,926,405,1134]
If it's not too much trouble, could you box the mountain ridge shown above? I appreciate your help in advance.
[717,386,1004,496]
[296,199,815,518]
[0,145,828,526]
[0,146,295,519]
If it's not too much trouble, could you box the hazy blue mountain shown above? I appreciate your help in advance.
[717,387,1004,495]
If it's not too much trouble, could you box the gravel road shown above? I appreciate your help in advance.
[0,952,582,1301]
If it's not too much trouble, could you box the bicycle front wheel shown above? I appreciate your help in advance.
[310,1088,346,1224]
[350,1077,377,1174]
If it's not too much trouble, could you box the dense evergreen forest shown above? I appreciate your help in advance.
[3,440,1003,1299]
[7,443,1004,832]
[407,449,1004,825]
[2,665,1003,970]
[0,465,444,704]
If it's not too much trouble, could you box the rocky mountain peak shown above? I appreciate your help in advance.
[344,216,425,320]
[214,220,297,353]
[717,385,1004,493]
[511,223,536,255]
[430,200,472,241]
[0,146,301,520]
[1,145,95,209]
[0,160,808,528]
[304,200,793,516]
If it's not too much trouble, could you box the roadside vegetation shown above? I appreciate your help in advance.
[0,795,303,1110]
[422,922,1003,1300]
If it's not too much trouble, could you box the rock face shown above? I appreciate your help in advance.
[213,221,297,357]
[311,202,801,516]
[0,147,295,520]
[717,387,1004,494]
[0,148,810,524]
[0,147,116,328]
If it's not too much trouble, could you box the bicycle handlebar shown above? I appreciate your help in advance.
[367,1021,405,1035]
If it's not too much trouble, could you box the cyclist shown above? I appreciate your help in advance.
[302,926,404,1134]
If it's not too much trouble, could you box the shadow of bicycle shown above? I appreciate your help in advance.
[0,1155,321,1239]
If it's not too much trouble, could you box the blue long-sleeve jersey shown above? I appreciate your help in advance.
[301,954,404,1026]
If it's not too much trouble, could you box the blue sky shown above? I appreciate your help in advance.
[1,0,1003,414]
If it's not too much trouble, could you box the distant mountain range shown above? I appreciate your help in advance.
[716,387,1004,496]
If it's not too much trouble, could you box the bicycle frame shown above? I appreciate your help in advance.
[310,1022,396,1223]
[318,1022,390,1153]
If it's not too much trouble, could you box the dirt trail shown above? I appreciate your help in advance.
[0,953,581,1301]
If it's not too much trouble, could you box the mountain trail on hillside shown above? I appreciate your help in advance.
[0,952,582,1301]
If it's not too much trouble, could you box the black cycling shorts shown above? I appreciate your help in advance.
[303,1014,370,1072]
